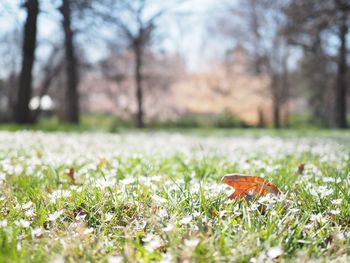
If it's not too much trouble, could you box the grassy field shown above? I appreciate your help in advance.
[0,130,349,262]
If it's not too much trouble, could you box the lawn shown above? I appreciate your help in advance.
[0,130,349,262]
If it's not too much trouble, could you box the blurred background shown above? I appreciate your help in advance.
[0,0,349,131]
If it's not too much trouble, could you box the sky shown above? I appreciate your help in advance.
[0,0,226,72]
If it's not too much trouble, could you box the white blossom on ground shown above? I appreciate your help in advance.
[267,247,283,259]
[180,216,192,225]
[47,210,63,221]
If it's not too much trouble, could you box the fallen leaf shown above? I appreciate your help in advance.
[67,168,75,184]
[298,163,305,174]
[223,174,280,199]
[99,158,109,168]
[210,210,218,218]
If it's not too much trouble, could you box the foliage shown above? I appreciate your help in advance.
[149,113,250,129]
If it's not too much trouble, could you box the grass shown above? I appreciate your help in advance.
[0,131,349,262]
[1,114,350,139]
[0,114,133,133]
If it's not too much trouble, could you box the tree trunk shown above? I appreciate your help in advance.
[273,102,281,129]
[134,46,144,128]
[14,0,39,124]
[257,107,265,128]
[271,74,281,129]
[60,0,80,123]
[334,13,348,129]
[281,51,289,127]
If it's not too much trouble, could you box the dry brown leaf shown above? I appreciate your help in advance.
[223,174,280,199]
[67,168,76,184]
[210,210,218,218]
[298,163,305,174]
[99,158,109,168]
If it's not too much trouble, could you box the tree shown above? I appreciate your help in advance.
[334,0,349,128]
[34,44,64,120]
[60,0,80,123]
[284,0,349,128]
[268,36,290,129]
[95,0,177,128]
[0,27,22,121]
[14,0,39,123]
[209,0,291,128]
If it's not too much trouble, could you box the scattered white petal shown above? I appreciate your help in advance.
[331,199,342,205]
[48,210,63,221]
[267,247,283,259]
[0,219,8,227]
[32,227,44,237]
[75,213,87,221]
[184,238,199,247]
[152,194,167,204]
[108,256,122,263]
[330,209,340,215]
[22,201,33,210]
[25,208,36,217]
[15,219,31,228]
[180,216,192,225]
[143,234,162,252]
[84,228,94,235]
[105,212,113,222]
[162,224,174,232]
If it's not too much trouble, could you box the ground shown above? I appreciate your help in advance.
[0,130,349,262]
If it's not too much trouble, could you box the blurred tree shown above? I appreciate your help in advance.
[209,0,291,128]
[284,0,349,128]
[0,27,21,121]
[90,46,185,121]
[334,0,349,128]
[33,44,64,120]
[60,0,80,123]
[94,0,181,128]
[14,0,39,123]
